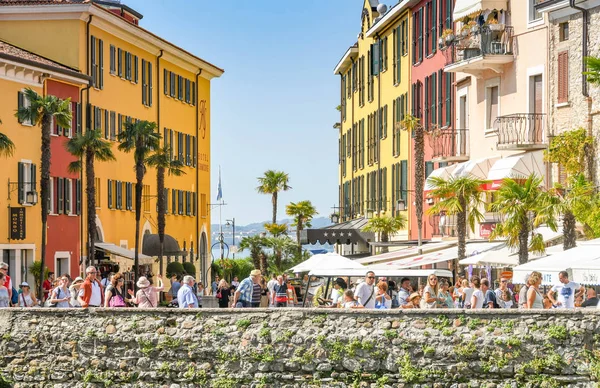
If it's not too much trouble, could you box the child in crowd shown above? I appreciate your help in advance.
[341,289,361,309]
[501,289,513,309]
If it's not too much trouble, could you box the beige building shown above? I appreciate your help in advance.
[432,0,550,239]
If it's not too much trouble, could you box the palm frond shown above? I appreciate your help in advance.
[68,160,82,174]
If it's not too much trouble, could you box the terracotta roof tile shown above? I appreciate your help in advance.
[0,0,89,4]
[0,40,76,71]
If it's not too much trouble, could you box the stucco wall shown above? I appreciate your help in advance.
[0,308,599,387]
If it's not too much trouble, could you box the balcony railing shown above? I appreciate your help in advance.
[444,25,514,72]
[430,128,469,162]
[495,113,547,150]
[429,214,457,237]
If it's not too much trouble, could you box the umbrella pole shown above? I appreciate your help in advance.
[302,277,310,308]
[323,277,332,306]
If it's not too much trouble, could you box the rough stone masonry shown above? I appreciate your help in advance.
[0,308,600,387]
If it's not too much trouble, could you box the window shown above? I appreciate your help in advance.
[486,85,499,129]
[64,178,72,215]
[110,111,116,140]
[529,0,541,23]
[95,178,101,208]
[445,72,452,126]
[48,178,55,214]
[76,179,81,215]
[104,110,109,139]
[382,36,388,71]
[107,179,113,209]
[172,189,177,215]
[94,107,102,131]
[134,55,138,84]
[558,51,569,103]
[125,52,132,81]
[126,182,132,210]
[191,82,196,106]
[401,19,407,56]
[559,22,569,42]
[89,37,104,88]
[178,190,184,215]
[117,48,122,77]
[178,75,184,100]
[115,180,122,210]
[57,177,64,214]
[109,45,116,74]
[164,69,169,95]
[394,25,402,84]
[185,79,191,103]
[17,91,32,126]
[430,0,437,55]
[170,71,176,97]
[186,192,192,215]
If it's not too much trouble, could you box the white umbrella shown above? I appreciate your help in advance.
[288,252,364,273]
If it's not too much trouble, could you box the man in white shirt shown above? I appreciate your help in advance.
[548,271,584,309]
[267,274,278,306]
[355,271,376,309]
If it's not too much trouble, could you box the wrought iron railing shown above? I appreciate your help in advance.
[444,25,514,67]
[495,113,546,148]
[430,128,469,160]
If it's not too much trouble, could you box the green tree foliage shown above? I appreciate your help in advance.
[0,120,15,157]
[286,200,318,255]
[66,128,116,264]
[16,88,72,299]
[239,235,267,271]
[166,262,185,278]
[183,262,196,276]
[427,176,487,262]
[401,114,425,247]
[491,175,558,264]
[117,120,161,286]
[363,215,407,253]
[584,56,600,85]
[256,170,291,224]
[212,258,254,282]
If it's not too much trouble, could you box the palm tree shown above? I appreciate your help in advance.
[66,128,116,265]
[15,88,71,300]
[256,170,291,224]
[117,120,161,285]
[264,222,288,237]
[363,215,407,253]
[427,175,487,273]
[285,200,318,256]
[0,120,15,157]
[239,235,267,271]
[545,127,595,249]
[490,175,558,265]
[146,145,185,276]
[266,236,297,273]
[400,114,425,251]
[584,56,600,85]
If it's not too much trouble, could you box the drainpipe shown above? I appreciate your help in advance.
[569,0,594,182]
[195,68,203,282]
[156,50,163,131]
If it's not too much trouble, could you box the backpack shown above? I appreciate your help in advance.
[10,287,18,305]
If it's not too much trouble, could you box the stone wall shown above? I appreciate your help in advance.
[548,7,600,184]
[1,308,600,387]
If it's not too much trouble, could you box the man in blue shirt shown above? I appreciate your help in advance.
[177,275,199,308]
[232,269,261,308]
[211,275,220,295]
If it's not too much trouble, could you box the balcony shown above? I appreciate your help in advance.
[495,113,547,150]
[430,128,469,162]
[443,25,514,76]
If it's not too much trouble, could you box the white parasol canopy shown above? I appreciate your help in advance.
[308,268,453,279]
[289,252,364,273]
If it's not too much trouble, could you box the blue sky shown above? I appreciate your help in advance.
[125,0,369,225]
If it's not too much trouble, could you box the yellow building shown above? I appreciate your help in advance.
[0,1,223,282]
[334,0,412,254]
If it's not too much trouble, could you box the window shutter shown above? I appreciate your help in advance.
[99,39,104,89]
[108,179,113,209]
[117,114,122,136]
[419,9,424,63]
[165,188,169,213]
[31,163,36,191]
[118,48,122,77]
[17,92,25,124]
[193,136,197,167]
[76,102,82,134]
[148,62,153,107]
[192,192,196,216]
[171,72,176,97]
[400,160,408,202]
[431,72,437,126]
[558,51,569,104]
[172,189,176,214]
[164,69,168,95]
[64,179,71,214]
[426,161,434,178]
[438,69,444,126]
[445,72,452,126]
[141,59,147,105]
[110,45,115,74]
[90,36,96,87]
[431,0,437,54]
[191,82,196,106]
[179,190,183,215]
[103,110,109,139]
[57,177,64,214]
[76,179,81,215]
[17,162,24,204]
[134,55,138,84]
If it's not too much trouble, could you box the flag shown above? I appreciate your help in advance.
[216,167,223,202]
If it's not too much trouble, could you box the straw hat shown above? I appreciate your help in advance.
[408,292,421,301]
[250,269,262,277]
[137,276,151,288]
[19,282,30,288]
[73,277,84,283]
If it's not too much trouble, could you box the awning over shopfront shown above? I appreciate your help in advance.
[453,0,508,20]
[141,233,185,257]
[424,164,457,192]
[356,241,455,265]
[373,241,502,269]
[308,267,453,279]
[95,242,153,265]
[486,151,546,190]
[289,252,364,273]
[459,243,564,267]
[454,157,499,180]
[302,217,375,245]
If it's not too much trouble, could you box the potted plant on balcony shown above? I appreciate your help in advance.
[442,29,455,45]
[468,20,479,34]
[460,24,470,38]
[487,18,505,31]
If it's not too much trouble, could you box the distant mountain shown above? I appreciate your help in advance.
[211,216,332,236]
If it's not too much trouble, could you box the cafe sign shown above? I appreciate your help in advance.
[9,207,26,240]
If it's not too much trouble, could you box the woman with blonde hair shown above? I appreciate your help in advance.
[421,274,443,309]
[526,271,544,309]
[216,279,232,308]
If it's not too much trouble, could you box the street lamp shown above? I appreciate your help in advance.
[226,218,235,259]
[396,199,406,212]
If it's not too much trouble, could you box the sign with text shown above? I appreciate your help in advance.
[10,207,26,240]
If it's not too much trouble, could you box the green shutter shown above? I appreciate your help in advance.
[164,69,168,95]
[99,39,104,89]
[446,72,452,126]
[432,0,437,54]
[425,161,434,178]
[57,177,64,214]
[438,70,444,126]
[148,62,153,107]
[432,72,437,126]
[400,160,408,202]
[76,179,81,215]
[108,179,113,209]
[141,59,146,105]
[117,48,122,77]
[64,179,71,214]
[134,55,138,84]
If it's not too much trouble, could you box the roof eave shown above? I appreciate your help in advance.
[365,0,414,38]
[0,52,91,83]
[333,46,358,75]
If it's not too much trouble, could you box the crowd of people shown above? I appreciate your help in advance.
[0,260,595,311]
[308,269,595,310]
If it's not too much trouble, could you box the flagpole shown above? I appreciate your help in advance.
[219,167,224,262]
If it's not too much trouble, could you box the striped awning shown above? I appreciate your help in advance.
[453,0,508,20]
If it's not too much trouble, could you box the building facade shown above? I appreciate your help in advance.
[335,0,412,255]
[536,0,600,186]
[0,0,222,281]
[0,41,89,286]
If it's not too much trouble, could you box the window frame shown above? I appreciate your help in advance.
[484,78,501,134]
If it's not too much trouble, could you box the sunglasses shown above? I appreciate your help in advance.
[367,276,375,279]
